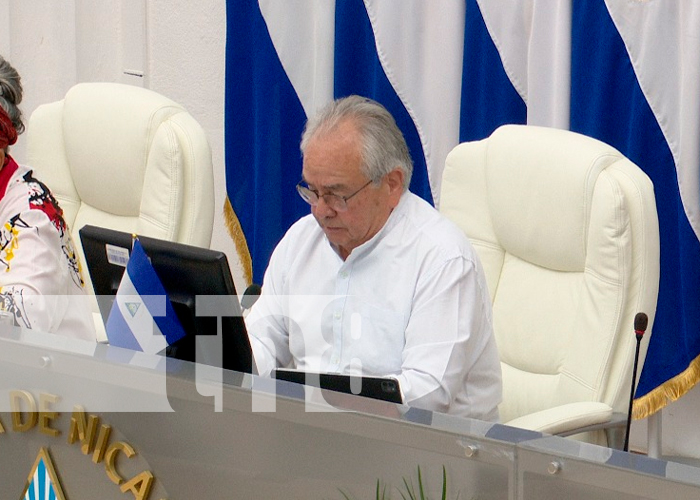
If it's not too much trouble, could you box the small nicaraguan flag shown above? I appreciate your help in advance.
[105,238,186,354]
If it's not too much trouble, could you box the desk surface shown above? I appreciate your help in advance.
[0,325,698,500]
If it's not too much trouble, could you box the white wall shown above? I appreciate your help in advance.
[3,0,700,461]
[0,0,245,293]
[630,382,700,461]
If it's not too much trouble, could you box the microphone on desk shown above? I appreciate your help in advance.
[240,283,262,311]
[624,312,648,452]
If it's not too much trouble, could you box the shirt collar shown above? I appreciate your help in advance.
[338,191,411,263]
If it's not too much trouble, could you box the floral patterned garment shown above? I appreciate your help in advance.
[0,155,95,340]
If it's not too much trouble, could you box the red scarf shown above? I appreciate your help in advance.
[0,106,19,200]
[0,107,17,150]
[0,155,18,200]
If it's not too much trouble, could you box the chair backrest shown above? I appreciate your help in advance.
[25,82,215,295]
[440,124,660,426]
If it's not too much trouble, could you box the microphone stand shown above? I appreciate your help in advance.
[624,314,647,452]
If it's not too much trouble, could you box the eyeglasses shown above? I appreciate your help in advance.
[296,179,373,212]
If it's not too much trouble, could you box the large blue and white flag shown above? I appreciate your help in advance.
[105,238,186,354]
[224,0,700,417]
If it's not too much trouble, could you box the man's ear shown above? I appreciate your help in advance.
[386,168,404,193]
[385,168,405,206]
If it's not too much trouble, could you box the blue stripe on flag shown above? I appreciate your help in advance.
[128,240,186,347]
[225,0,309,284]
[460,0,526,142]
[334,1,433,205]
[570,0,700,399]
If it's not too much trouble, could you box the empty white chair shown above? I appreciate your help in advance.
[440,124,660,445]
[26,82,215,338]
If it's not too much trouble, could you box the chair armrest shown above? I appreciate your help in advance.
[504,402,617,436]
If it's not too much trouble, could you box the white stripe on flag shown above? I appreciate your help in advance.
[605,1,700,240]
[476,0,572,129]
[114,270,168,355]
[260,0,335,118]
[365,0,466,202]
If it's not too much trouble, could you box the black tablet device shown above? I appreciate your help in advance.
[272,368,403,404]
[79,224,254,374]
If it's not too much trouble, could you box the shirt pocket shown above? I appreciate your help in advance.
[345,301,406,375]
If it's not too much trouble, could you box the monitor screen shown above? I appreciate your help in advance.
[79,224,254,374]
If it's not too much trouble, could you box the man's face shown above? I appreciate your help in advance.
[301,119,403,260]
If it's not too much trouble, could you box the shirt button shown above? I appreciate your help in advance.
[331,356,339,365]
[334,311,341,320]
[339,271,348,279]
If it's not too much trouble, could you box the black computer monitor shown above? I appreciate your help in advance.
[79,224,254,374]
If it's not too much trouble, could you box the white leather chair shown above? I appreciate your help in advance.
[25,82,215,338]
[440,124,660,446]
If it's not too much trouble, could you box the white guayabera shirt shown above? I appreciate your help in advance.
[246,192,502,421]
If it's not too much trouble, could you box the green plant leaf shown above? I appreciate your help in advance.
[441,465,447,500]
[403,476,417,500]
[336,464,464,500]
[417,466,426,500]
[376,479,388,500]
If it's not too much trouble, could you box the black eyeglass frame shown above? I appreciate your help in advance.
[296,179,374,212]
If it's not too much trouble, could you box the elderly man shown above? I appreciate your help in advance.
[246,95,501,421]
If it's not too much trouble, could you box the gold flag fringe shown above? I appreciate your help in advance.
[632,352,700,420]
[223,197,253,287]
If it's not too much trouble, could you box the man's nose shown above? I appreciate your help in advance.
[313,196,337,217]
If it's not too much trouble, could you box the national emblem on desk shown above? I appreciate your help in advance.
[21,447,66,500]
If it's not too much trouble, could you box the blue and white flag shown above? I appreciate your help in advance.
[224,0,700,417]
[105,238,186,354]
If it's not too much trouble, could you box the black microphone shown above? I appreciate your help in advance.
[240,283,262,311]
[624,312,648,452]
